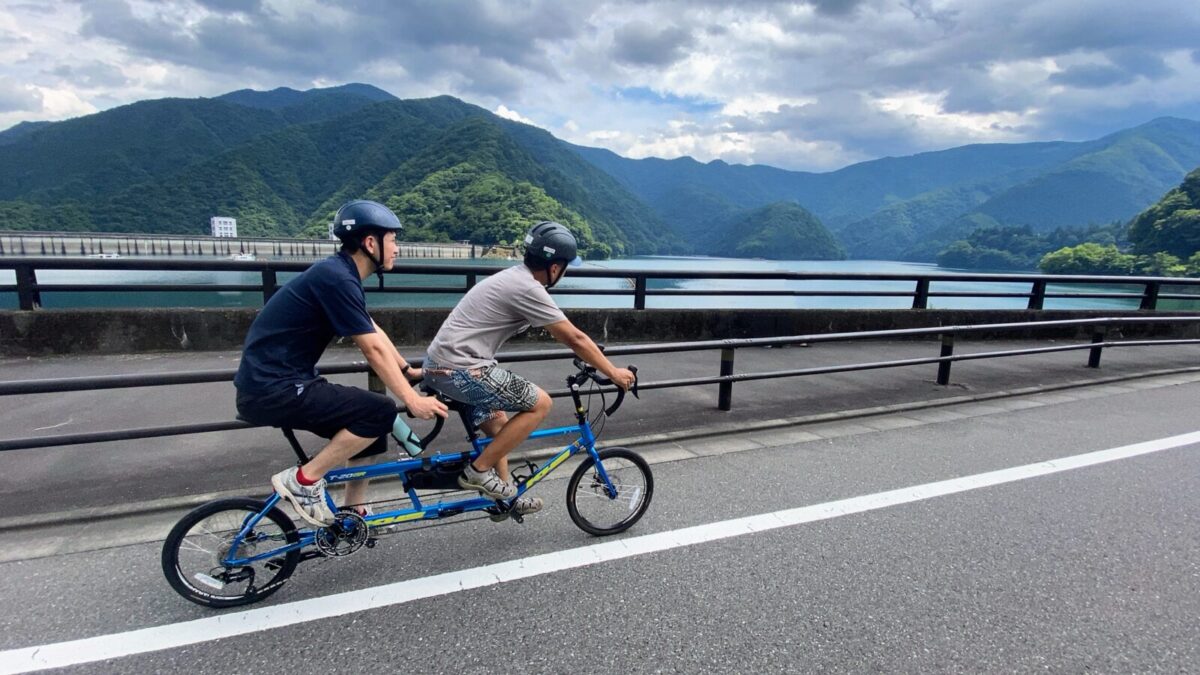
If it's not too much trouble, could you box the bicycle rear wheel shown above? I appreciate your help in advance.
[161,497,300,608]
[566,447,653,536]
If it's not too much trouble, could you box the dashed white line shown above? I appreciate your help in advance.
[3,430,1198,674]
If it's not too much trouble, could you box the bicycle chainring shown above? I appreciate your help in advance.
[314,512,369,557]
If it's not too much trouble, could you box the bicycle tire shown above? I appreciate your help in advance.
[161,497,300,608]
[566,447,654,536]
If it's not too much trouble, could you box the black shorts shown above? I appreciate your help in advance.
[236,378,396,459]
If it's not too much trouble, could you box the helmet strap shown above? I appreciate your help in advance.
[373,232,386,289]
[545,261,566,289]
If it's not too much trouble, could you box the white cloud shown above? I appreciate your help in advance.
[493,104,537,126]
[1,0,1199,170]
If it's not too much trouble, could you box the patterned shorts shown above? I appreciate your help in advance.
[423,361,540,428]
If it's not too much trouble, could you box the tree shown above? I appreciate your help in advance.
[1128,167,1200,258]
[1039,243,1136,275]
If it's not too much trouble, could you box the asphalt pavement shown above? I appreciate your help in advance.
[0,375,1197,672]
[1,337,1198,522]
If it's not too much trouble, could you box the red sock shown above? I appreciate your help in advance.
[295,467,318,486]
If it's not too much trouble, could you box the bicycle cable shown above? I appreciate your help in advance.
[586,378,608,439]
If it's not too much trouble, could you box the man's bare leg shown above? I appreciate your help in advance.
[273,429,375,526]
[479,414,510,481]
[301,429,376,479]
[342,455,378,512]
[472,390,551,474]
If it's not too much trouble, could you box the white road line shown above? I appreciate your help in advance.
[3,430,1198,674]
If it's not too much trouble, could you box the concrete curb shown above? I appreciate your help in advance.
[3,364,1199,534]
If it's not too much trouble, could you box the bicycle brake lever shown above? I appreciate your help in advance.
[629,365,640,399]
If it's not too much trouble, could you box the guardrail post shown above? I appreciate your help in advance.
[368,367,384,394]
[1087,328,1105,368]
[466,273,477,290]
[936,334,954,385]
[15,264,40,310]
[261,270,277,303]
[718,348,735,411]
[1027,280,1046,310]
[912,279,930,309]
[1139,282,1160,310]
[634,276,647,310]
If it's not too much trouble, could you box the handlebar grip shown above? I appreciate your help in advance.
[603,364,638,417]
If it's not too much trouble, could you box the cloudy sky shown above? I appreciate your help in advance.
[2,0,1199,171]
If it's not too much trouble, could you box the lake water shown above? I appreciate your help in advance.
[1,255,1193,311]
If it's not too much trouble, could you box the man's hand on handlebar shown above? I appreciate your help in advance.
[608,367,636,391]
[405,392,449,420]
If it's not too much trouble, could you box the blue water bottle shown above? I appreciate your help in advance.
[392,415,424,457]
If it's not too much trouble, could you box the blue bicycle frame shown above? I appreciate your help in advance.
[221,414,617,568]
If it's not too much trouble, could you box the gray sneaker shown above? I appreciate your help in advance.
[489,495,544,522]
[458,462,517,500]
[271,467,335,527]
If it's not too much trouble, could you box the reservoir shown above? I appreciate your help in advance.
[2,255,1195,311]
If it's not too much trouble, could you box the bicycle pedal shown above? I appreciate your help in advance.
[486,506,510,523]
[365,537,377,549]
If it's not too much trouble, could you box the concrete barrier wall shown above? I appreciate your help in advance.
[3,307,1198,356]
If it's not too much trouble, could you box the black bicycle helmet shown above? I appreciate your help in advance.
[523,221,581,267]
[332,199,404,286]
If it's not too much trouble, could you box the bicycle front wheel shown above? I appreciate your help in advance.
[566,447,653,536]
[161,497,300,608]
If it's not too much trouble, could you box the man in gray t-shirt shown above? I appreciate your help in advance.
[424,221,635,517]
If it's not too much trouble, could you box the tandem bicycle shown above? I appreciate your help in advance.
[161,360,652,607]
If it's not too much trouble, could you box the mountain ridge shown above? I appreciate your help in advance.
[2,83,1197,262]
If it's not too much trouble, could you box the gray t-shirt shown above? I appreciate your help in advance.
[426,264,567,369]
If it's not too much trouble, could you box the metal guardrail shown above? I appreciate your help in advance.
[1,316,1198,452]
[3,257,1200,310]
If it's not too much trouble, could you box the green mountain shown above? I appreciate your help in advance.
[708,201,845,260]
[0,121,52,146]
[1127,166,1200,258]
[4,83,1198,263]
[0,88,677,256]
[0,85,396,204]
[572,118,1200,261]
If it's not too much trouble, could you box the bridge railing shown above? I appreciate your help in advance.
[1,316,1198,452]
[3,257,1200,310]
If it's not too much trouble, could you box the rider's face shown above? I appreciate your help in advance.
[368,232,399,271]
[381,232,399,271]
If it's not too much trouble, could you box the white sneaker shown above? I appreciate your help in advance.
[271,467,335,527]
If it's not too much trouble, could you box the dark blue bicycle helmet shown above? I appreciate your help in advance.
[333,199,404,285]
[333,199,403,243]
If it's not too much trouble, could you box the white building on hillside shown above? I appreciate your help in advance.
[210,216,237,238]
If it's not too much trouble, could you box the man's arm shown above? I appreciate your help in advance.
[544,319,635,390]
[370,319,424,380]
[352,330,447,419]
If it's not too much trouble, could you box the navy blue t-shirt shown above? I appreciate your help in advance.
[234,252,376,395]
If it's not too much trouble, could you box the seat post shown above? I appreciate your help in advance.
[281,428,310,464]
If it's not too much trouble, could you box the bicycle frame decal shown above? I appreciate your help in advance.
[523,442,583,490]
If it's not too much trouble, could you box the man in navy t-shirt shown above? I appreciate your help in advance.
[235,200,447,526]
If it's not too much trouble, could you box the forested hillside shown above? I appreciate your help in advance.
[573,118,1200,262]
[1038,167,1200,276]
[707,202,844,260]
[0,87,678,257]
[3,82,1198,265]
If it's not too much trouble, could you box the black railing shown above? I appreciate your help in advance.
[4,257,1200,311]
[1,316,1198,452]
